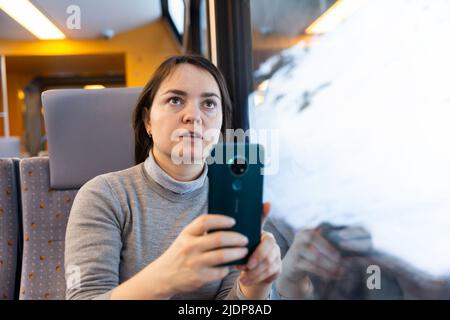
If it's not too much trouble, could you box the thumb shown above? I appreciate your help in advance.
[261,202,271,229]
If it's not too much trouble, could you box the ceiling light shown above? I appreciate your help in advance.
[0,0,65,40]
[305,0,367,35]
[84,85,106,90]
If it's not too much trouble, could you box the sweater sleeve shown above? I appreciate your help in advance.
[213,266,241,300]
[64,175,124,300]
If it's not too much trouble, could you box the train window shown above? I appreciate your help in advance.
[162,0,185,43]
[249,0,450,298]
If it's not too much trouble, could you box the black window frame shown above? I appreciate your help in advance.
[161,0,185,44]
[211,0,254,133]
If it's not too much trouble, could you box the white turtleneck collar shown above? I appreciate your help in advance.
[143,149,208,194]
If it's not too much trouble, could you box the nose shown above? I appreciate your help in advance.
[182,101,202,124]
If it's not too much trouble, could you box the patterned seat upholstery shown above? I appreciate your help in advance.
[0,158,20,300]
[18,157,78,300]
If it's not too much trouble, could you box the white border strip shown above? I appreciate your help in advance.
[208,0,218,66]
[1,55,10,137]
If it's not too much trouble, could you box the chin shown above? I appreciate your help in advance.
[170,141,206,165]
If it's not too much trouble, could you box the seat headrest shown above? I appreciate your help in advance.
[42,87,142,189]
[0,137,20,158]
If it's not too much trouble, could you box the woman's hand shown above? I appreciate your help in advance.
[235,202,282,299]
[285,227,343,280]
[275,226,343,299]
[148,214,249,298]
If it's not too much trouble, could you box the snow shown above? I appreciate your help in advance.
[250,0,450,277]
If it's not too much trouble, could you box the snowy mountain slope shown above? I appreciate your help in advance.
[250,0,450,277]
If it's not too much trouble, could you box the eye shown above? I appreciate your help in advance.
[203,99,217,109]
[168,96,183,106]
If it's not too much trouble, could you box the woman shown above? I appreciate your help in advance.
[64,55,281,300]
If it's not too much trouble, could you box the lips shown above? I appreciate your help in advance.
[180,131,203,139]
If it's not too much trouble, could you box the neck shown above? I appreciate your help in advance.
[151,147,204,182]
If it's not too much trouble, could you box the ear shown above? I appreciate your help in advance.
[143,108,151,134]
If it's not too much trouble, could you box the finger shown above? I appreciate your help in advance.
[241,250,275,281]
[199,247,248,267]
[296,256,342,280]
[245,263,280,286]
[243,246,280,284]
[235,264,248,271]
[310,231,341,263]
[246,232,277,270]
[241,262,270,285]
[297,260,332,279]
[311,231,340,261]
[203,266,231,282]
[295,229,315,245]
[298,242,341,274]
[185,214,235,236]
[195,231,248,252]
[261,202,271,228]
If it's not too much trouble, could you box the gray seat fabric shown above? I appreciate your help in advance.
[0,158,20,300]
[18,157,78,300]
[42,87,141,189]
[0,138,20,158]
[19,88,140,299]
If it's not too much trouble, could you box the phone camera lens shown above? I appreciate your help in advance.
[229,156,248,176]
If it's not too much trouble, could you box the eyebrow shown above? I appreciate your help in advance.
[162,89,220,99]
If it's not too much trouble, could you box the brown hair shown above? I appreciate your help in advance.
[132,55,233,164]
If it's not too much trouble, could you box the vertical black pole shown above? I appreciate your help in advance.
[185,0,202,54]
[213,0,254,133]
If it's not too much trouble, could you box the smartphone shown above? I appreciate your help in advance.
[207,143,265,265]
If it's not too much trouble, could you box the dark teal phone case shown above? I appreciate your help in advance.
[207,143,264,265]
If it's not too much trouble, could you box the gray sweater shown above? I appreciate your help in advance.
[65,151,293,300]
[65,151,244,300]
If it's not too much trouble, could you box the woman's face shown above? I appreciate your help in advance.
[145,63,223,164]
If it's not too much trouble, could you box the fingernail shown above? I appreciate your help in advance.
[243,236,249,244]
[228,218,236,225]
